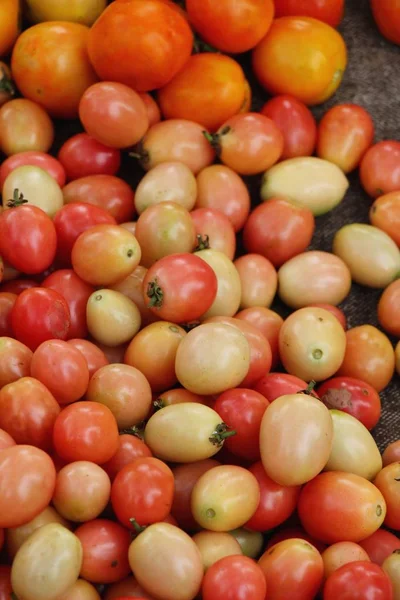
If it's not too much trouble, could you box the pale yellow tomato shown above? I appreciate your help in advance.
[86,289,141,346]
[260,393,333,486]
[3,165,63,218]
[25,0,107,26]
[382,550,400,599]
[56,579,101,600]
[322,542,370,579]
[192,531,242,570]
[195,249,242,318]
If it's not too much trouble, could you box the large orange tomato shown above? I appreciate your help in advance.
[274,0,345,27]
[252,16,347,105]
[87,0,193,92]
[371,0,400,45]
[11,22,98,118]
[158,53,246,131]
[0,0,20,57]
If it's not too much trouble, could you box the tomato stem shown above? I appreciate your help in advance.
[203,131,221,156]
[129,141,150,167]
[11,593,19,600]
[194,233,210,251]
[119,422,145,439]
[299,380,317,396]
[7,188,28,208]
[209,423,236,446]
[129,518,147,535]
[193,35,219,54]
[0,67,15,96]
[153,398,165,411]
[147,278,164,308]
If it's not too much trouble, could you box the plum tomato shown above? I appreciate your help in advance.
[323,561,393,600]
[191,208,237,260]
[370,191,400,247]
[253,372,311,402]
[202,555,267,600]
[0,98,54,157]
[374,463,400,530]
[58,133,121,181]
[360,141,400,198]
[135,162,197,215]
[234,254,277,309]
[2,164,63,218]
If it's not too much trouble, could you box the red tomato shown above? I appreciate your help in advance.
[243,198,315,267]
[0,292,16,336]
[52,401,119,465]
[308,303,347,329]
[0,337,32,388]
[202,555,267,600]
[11,288,71,351]
[274,0,345,27]
[0,151,66,188]
[0,201,57,275]
[383,441,400,467]
[54,203,117,265]
[75,519,131,584]
[102,434,153,481]
[111,457,174,529]
[317,376,381,430]
[58,133,121,181]
[0,279,37,295]
[143,254,218,323]
[261,95,317,159]
[359,530,400,566]
[371,0,400,45]
[266,526,327,554]
[0,429,16,451]
[0,566,12,600]
[370,192,400,247]
[323,561,393,600]
[67,338,109,378]
[0,377,60,451]
[214,390,269,462]
[0,444,56,528]
[190,208,237,260]
[360,141,400,198]
[374,464,400,530]
[235,307,283,369]
[88,0,193,91]
[378,279,400,338]
[245,461,300,531]
[253,372,310,402]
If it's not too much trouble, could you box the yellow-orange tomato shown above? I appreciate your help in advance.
[370,191,400,246]
[378,279,400,337]
[11,22,98,119]
[158,53,246,132]
[338,325,395,392]
[322,542,370,579]
[0,99,54,157]
[253,17,347,106]
[0,0,20,57]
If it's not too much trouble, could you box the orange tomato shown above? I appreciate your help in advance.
[158,53,246,132]
[11,22,98,119]
[377,279,400,338]
[371,0,400,45]
[274,0,345,27]
[252,16,347,105]
[0,0,20,57]
[87,0,193,92]
[370,192,400,246]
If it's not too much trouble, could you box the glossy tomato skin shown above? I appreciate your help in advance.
[202,555,267,600]
[0,293,16,337]
[58,133,121,181]
[253,372,311,402]
[11,288,71,351]
[359,530,400,566]
[67,339,109,379]
[102,434,153,481]
[318,376,381,431]
[0,205,57,275]
[236,307,283,369]
[0,0,20,57]
[88,0,193,92]
[0,151,66,188]
[323,561,393,600]
[261,95,317,159]
[370,192,400,247]
[274,0,345,27]
[374,463,400,530]
[0,566,12,600]
[360,141,400,198]
[371,0,400,45]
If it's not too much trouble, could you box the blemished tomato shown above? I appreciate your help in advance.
[370,192,400,247]
[360,141,400,198]
[298,472,386,543]
[374,463,400,530]
[253,17,347,105]
[11,287,71,351]
[214,390,269,462]
[58,134,121,181]
[371,0,400,45]
[274,0,345,27]
[11,22,98,119]
[158,53,246,132]
[207,112,284,176]
[75,519,131,584]
[383,441,400,467]
[378,279,400,337]
[308,304,347,329]
[88,0,193,92]
[0,98,54,156]
[0,337,32,388]
[202,555,267,600]
[191,208,237,260]
[102,435,153,482]
[67,339,109,378]
[25,0,106,26]
[0,445,56,528]
[338,325,395,393]
[322,542,371,579]
[317,104,375,173]
[323,561,393,600]
[258,539,324,600]
[111,457,174,528]
[52,401,119,465]
[0,151,66,189]
[135,162,197,215]
[0,294,19,337]
[253,372,309,402]
[360,530,400,566]
[243,198,315,268]
[193,530,242,571]
[236,308,283,369]
[80,82,149,149]
[261,95,317,159]
[234,254,277,309]
[0,0,20,57]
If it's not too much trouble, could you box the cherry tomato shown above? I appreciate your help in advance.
[0,151,66,189]
[3,164,63,218]
[58,133,121,181]
[236,308,283,369]
[86,289,141,347]
[253,16,347,105]
[322,542,371,579]
[88,0,193,92]
[274,0,344,26]
[0,99,54,157]
[0,292,16,337]
[67,339,108,378]
[323,561,393,600]
[191,208,237,260]
[234,254,277,309]
[202,555,267,600]
[193,530,242,571]
[253,372,309,402]
[371,0,400,45]
[102,435,153,482]
[261,95,317,159]
[135,162,197,215]
[53,401,119,464]
[359,530,400,566]
[370,192,400,247]
[383,441,400,467]
[11,287,71,351]
[0,337,32,388]
[360,141,400,198]
[374,463,400,530]
[0,0,20,56]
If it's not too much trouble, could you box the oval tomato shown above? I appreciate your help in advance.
[0,98,54,157]
[58,133,121,181]
[359,530,400,566]
[371,0,400,45]
[0,151,66,188]
[360,141,400,198]
[202,555,267,600]
[323,561,393,600]
[370,191,400,247]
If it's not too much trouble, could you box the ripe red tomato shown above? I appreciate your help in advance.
[323,561,393,600]
[58,133,121,181]
[0,201,57,275]
[67,338,109,378]
[0,279,37,295]
[359,530,400,566]
[102,434,153,481]
[0,151,66,188]
[0,292,16,337]
[202,555,267,600]
[317,376,381,430]
[0,566,12,600]
[111,457,174,529]
[371,0,400,45]
[360,141,400,198]
[274,0,345,27]
[253,372,311,402]
[11,288,71,351]
[261,95,317,159]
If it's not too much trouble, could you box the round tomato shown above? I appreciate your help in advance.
[86,289,141,347]
[360,141,400,198]
[202,555,267,600]
[371,0,400,45]
[0,151,66,188]
[274,0,345,27]
[58,134,121,181]
[323,561,393,600]
[0,98,54,157]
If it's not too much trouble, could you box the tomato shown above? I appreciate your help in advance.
[266,526,327,554]
[253,16,347,104]
[371,0,400,45]
[234,254,277,309]
[229,528,264,559]
[261,95,317,159]
[360,141,400,198]
[155,388,210,409]
[338,325,395,393]
[360,530,400,566]
[323,561,393,600]
[3,164,64,218]
[193,530,242,571]
[258,539,324,600]
[67,339,108,378]
[58,134,121,181]
[370,192,400,246]
[124,322,186,393]
[158,53,246,132]
[94,341,130,365]
[0,292,16,337]
[191,208,237,260]
[0,337,32,387]
[214,390,269,462]
[56,579,101,600]
[298,472,386,543]
[0,445,56,528]
[139,92,161,127]
[87,289,141,347]
[11,287,71,350]
[243,198,315,268]
[111,457,173,529]
[308,303,347,329]
[202,555,267,600]
[53,401,119,465]
[383,551,400,599]
[322,542,371,579]
[383,441,400,467]
[104,576,154,600]
[0,0,20,56]
[112,266,156,327]
[88,0,193,92]
[274,0,344,26]
[102,435,153,482]
[0,428,15,450]
[135,162,197,215]
[378,279,400,337]
[75,519,131,584]
[253,372,310,402]
[374,464,400,530]
[25,0,106,26]
[0,151,66,189]
[0,98,54,156]
[236,308,283,369]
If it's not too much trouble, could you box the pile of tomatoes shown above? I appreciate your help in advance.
[1,0,400,599]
